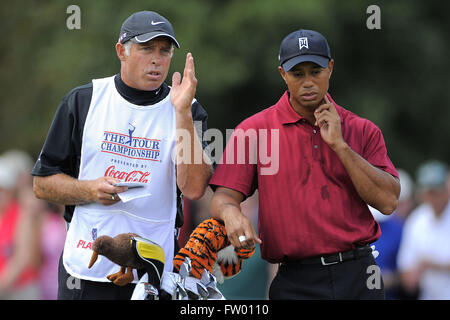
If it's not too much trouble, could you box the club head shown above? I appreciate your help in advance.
[159,289,173,300]
[207,286,223,300]
[144,283,159,300]
[208,272,217,287]
[184,257,192,272]
[201,268,217,288]
[186,288,200,300]
[171,272,181,284]
[201,269,210,285]
[167,273,181,300]
[196,282,209,300]
[176,282,187,300]
[179,261,190,280]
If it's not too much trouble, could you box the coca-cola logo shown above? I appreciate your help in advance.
[104,165,150,183]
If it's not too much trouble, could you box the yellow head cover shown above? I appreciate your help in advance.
[131,236,165,287]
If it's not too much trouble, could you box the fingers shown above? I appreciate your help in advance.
[98,192,120,205]
[241,228,262,249]
[183,52,197,89]
[314,107,328,127]
[313,96,344,148]
[314,110,334,128]
[314,96,336,127]
[315,99,334,114]
[172,53,195,88]
[216,192,261,248]
[169,53,197,112]
[171,71,181,89]
[102,177,128,193]
[227,220,261,249]
[95,177,128,205]
[184,52,195,78]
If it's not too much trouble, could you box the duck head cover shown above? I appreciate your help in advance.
[88,233,165,288]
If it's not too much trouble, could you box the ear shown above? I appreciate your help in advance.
[116,42,127,62]
[278,66,287,83]
[327,59,334,79]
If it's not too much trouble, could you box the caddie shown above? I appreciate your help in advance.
[32,11,212,300]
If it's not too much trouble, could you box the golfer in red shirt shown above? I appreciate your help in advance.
[209,29,400,299]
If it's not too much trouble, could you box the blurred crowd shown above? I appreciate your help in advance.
[370,160,450,300]
[0,148,449,300]
[0,150,66,299]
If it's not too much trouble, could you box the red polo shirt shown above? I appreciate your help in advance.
[210,91,398,263]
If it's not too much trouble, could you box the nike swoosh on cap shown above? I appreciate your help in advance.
[151,21,165,25]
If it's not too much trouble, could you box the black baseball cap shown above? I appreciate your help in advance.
[118,11,180,48]
[278,29,331,71]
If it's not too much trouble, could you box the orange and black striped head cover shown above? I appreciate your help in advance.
[216,245,255,280]
[173,218,255,280]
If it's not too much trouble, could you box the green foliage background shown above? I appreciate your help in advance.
[1,0,449,175]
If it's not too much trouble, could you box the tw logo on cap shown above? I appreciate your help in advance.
[299,37,309,50]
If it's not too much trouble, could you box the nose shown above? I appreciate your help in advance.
[151,54,161,65]
[303,77,314,88]
[150,51,164,65]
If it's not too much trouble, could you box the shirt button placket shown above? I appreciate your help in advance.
[312,127,320,160]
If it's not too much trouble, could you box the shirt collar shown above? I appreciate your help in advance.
[276,91,344,125]
[276,91,303,124]
[114,73,168,106]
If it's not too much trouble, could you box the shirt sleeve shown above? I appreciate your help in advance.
[190,99,218,174]
[361,121,399,179]
[209,119,258,198]
[32,84,92,178]
[191,100,209,151]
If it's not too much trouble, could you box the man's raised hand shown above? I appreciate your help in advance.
[170,52,197,114]
[314,94,344,150]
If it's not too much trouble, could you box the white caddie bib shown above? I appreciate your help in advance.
[63,76,177,282]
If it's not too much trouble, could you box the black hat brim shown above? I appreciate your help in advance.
[132,32,180,48]
[282,55,330,71]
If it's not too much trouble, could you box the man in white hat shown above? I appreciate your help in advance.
[397,160,450,299]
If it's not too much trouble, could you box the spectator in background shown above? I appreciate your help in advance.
[397,160,450,299]
[37,200,65,300]
[370,168,416,299]
[2,150,35,191]
[0,150,66,300]
[0,155,40,299]
[391,169,416,221]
